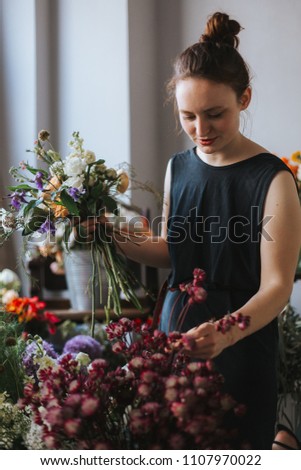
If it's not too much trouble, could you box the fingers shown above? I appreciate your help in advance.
[183,323,223,359]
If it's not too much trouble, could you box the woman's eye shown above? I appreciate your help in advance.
[183,115,195,121]
[208,112,223,119]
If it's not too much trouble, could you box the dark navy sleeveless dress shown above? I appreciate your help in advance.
[160,148,292,449]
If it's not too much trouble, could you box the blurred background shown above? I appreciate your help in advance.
[0,0,300,310]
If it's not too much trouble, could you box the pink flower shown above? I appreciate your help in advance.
[112,341,126,353]
[164,387,179,402]
[141,370,158,383]
[128,357,144,369]
[44,434,58,449]
[45,407,63,426]
[165,376,178,388]
[138,383,152,397]
[170,402,188,418]
[64,418,81,437]
[69,379,82,393]
[64,394,82,408]
[81,397,99,417]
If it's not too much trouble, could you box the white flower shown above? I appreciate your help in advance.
[64,174,85,190]
[1,289,19,304]
[75,352,91,366]
[35,355,57,373]
[64,156,86,177]
[0,269,21,290]
[49,161,64,177]
[84,150,96,164]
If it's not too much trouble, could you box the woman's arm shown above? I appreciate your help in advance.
[186,170,301,358]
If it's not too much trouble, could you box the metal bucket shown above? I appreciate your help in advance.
[63,249,109,311]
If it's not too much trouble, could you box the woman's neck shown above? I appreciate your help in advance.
[196,134,268,167]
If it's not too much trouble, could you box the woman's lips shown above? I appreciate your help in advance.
[198,137,217,146]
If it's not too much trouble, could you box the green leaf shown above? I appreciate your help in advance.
[60,189,80,216]
[102,195,118,214]
[87,199,97,215]
[90,182,103,199]
[23,199,39,217]
[24,164,48,177]
[89,159,105,166]
[22,208,48,235]
[8,184,39,192]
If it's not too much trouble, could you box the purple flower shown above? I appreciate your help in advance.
[10,190,27,210]
[34,171,44,190]
[67,187,85,201]
[62,335,104,360]
[39,218,56,235]
[23,340,58,376]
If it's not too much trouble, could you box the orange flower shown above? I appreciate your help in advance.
[5,295,59,333]
[52,203,69,218]
[117,172,129,193]
[42,176,62,201]
[291,151,301,164]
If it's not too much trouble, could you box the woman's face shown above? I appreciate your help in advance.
[175,77,250,157]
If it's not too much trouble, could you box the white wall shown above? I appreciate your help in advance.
[53,0,130,167]
[0,0,37,283]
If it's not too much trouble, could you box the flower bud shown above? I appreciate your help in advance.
[38,130,50,141]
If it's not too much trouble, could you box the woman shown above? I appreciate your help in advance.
[86,12,301,449]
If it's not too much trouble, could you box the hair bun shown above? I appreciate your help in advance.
[200,12,242,48]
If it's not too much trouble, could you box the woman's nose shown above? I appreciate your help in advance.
[195,117,210,137]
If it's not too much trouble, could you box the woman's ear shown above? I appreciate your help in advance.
[239,87,252,110]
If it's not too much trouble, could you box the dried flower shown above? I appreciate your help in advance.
[38,130,50,141]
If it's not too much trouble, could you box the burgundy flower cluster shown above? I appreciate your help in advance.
[215,313,251,334]
[19,317,248,450]
[179,268,207,305]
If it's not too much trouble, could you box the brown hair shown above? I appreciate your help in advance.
[167,12,251,103]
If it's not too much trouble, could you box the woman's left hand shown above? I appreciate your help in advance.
[183,322,231,359]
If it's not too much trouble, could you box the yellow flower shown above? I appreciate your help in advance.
[291,150,301,164]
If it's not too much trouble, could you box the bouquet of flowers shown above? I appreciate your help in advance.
[0,131,149,335]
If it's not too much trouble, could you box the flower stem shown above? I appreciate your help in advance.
[90,243,97,338]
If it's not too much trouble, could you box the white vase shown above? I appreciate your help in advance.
[63,249,109,311]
